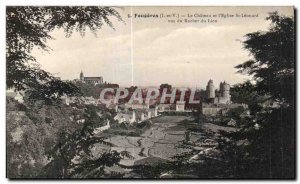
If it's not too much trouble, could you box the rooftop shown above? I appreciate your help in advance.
[84,77,102,80]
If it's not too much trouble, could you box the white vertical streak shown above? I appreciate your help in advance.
[130,6,134,86]
[130,6,134,158]
[112,46,116,84]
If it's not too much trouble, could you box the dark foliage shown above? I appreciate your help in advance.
[41,105,131,178]
[224,12,295,178]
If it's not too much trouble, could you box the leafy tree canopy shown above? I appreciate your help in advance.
[235,12,294,106]
[6,6,122,102]
[228,12,295,178]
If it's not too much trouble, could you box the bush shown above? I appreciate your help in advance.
[135,120,151,129]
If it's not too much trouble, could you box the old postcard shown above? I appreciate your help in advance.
[6,6,295,179]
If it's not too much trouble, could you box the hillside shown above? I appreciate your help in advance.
[6,97,83,178]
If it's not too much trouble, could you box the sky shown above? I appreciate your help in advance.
[31,6,294,88]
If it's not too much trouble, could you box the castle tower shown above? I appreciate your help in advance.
[222,81,230,98]
[206,79,215,99]
[80,71,84,80]
[220,81,231,103]
[219,81,224,95]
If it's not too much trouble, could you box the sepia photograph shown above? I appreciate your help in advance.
[6,6,295,179]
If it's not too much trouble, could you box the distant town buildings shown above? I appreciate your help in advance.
[61,95,99,106]
[125,100,149,110]
[202,103,248,116]
[114,103,159,124]
[93,120,110,134]
[157,104,173,112]
[114,110,136,124]
[59,78,249,122]
[80,71,103,85]
[175,101,185,112]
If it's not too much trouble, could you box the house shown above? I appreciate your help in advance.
[93,120,110,134]
[149,106,158,117]
[62,95,99,106]
[76,119,85,124]
[106,103,118,112]
[82,96,97,105]
[134,109,148,123]
[227,119,237,126]
[202,103,221,116]
[176,101,185,112]
[140,112,146,122]
[202,103,249,116]
[61,96,76,105]
[115,106,158,124]
[125,100,149,110]
[137,107,158,123]
[157,104,173,112]
[114,110,136,124]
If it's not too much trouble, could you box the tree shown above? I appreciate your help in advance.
[230,81,263,114]
[159,83,172,92]
[224,12,295,178]
[6,6,122,102]
[230,81,256,104]
[41,105,132,178]
[6,6,127,178]
[236,12,294,106]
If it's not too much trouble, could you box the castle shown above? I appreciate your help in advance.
[80,71,103,85]
[206,79,231,104]
[203,79,248,116]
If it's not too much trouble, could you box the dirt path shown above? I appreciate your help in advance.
[202,122,238,133]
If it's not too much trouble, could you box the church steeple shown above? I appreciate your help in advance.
[80,71,84,80]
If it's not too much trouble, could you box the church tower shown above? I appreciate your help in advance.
[80,71,84,81]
